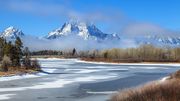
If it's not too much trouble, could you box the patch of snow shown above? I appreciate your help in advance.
[41,63,63,67]
[86,91,117,95]
[0,75,117,92]
[0,74,41,82]
[85,66,109,69]
[160,76,170,82]
[0,79,73,92]
[128,66,169,69]
[76,70,100,73]
[168,37,173,43]
[78,22,89,40]
[0,94,16,100]
[42,68,57,73]
[36,58,77,61]
[65,69,100,73]
[0,26,24,39]
[60,23,72,35]
[73,75,117,82]
[45,21,120,40]
[105,68,129,71]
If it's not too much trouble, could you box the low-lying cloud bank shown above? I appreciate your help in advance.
[22,35,136,51]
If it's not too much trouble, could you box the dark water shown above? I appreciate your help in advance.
[0,58,179,101]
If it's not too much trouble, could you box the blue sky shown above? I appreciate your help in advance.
[0,0,179,36]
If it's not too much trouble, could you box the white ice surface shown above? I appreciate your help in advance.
[0,94,16,100]
[0,74,44,82]
[0,69,56,82]
[65,69,100,73]
[36,58,77,61]
[86,91,117,95]
[128,66,169,69]
[0,58,177,95]
[42,68,57,73]
[0,75,117,92]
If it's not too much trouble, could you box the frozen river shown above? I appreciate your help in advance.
[0,58,179,101]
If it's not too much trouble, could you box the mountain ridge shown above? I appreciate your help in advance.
[1,21,180,47]
[0,26,24,39]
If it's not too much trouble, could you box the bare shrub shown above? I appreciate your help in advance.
[0,55,12,72]
[22,57,31,69]
[31,59,41,71]
[170,70,180,79]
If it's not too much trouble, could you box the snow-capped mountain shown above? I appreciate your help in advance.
[46,21,120,41]
[134,34,180,46]
[147,35,180,45]
[0,26,24,39]
[1,24,180,49]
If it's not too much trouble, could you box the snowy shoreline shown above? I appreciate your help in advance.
[77,59,180,66]
[35,57,180,66]
[0,68,57,82]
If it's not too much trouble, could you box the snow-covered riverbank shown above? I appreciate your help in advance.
[77,59,180,66]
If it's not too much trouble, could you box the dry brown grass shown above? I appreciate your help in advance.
[0,67,38,77]
[170,70,180,79]
[81,58,141,63]
[81,58,180,64]
[110,70,180,101]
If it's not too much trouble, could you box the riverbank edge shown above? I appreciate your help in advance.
[31,55,180,64]
[0,67,42,77]
[31,57,180,66]
[80,58,180,64]
[110,70,180,101]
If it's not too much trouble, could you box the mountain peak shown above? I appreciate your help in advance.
[0,26,24,39]
[46,21,120,41]
[6,26,16,31]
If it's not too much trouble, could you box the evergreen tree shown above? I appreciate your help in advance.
[3,41,13,57]
[0,37,41,72]
[0,38,6,61]
[14,37,23,66]
[72,48,76,56]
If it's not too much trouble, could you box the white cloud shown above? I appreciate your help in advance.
[22,35,136,51]
[121,22,180,37]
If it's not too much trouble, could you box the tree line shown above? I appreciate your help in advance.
[30,45,180,62]
[31,48,77,57]
[0,37,40,72]
[78,45,180,62]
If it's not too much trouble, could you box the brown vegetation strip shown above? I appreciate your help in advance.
[81,58,180,64]
[110,70,180,101]
[0,67,38,77]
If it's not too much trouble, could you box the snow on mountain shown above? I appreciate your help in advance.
[1,24,179,50]
[147,35,180,45]
[134,34,180,46]
[46,21,120,41]
[0,26,24,39]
